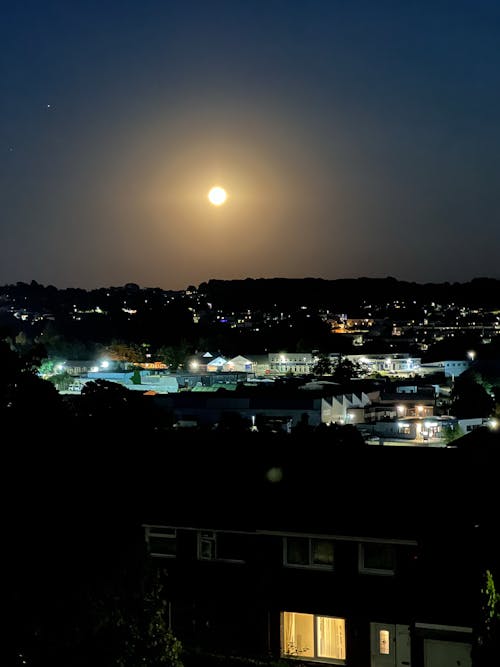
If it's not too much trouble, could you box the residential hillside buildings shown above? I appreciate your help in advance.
[142,440,498,667]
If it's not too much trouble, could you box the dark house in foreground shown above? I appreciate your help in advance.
[142,432,500,667]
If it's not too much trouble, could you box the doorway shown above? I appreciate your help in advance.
[370,623,411,667]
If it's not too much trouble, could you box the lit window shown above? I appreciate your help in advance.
[282,611,314,658]
[281,611,346,663]
[145,526,176,558]
[359,543,395,575]
[379,629,390,655]
[285,537,334,569]
[317,616,346,660]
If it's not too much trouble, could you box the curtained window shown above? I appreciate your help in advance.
[285,537,335,569]
[282,611,346,663]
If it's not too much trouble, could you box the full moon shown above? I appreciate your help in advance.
[208,186,227,206]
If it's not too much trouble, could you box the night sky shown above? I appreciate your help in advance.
[2,1,500,289]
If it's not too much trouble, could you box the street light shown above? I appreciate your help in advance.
[467,350,476,362]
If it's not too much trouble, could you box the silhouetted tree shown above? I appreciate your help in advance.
[216,411,248,432]
[79,379,131,419]
[106,341,142,364]
[93,567,183,667]
[312,353,332,376]
[292,412,312,435]
[49,370,73,391]
[475,569,500,666]
[451,374,495,418]
[130,369,142,385]
[157,344,190,371]
[0,339,66,423]
[442,423,465,445]
[331,356,361,383]
[329,423,366,446]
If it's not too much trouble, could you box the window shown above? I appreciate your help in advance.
[379,630,390,655]
[199,531,216,560]
[285,537,335,569]
[145,526,176,558]
[359,543,395,575]
[281,611,346,663]
[197,530,246,563]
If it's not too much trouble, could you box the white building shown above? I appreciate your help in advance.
[223,355,255,373]
[349,354,421,375]
[268,352,314,374]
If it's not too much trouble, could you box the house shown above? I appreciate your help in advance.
[420,360,470,378]
[365,389,436,422]
[58,360,100,376]
[187,356,210,373]
[268,352,315,375]
[372,415,457,441]
[142,442,495,666]
[223,355,255,373]
[206,356,228,372]
[152,391,328,428]
[322,392,372,424]
[246,354,272,375]
[348,354,422,376]
[152,386,374,430]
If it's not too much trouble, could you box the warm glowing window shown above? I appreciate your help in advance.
[282,612,315,658]
[379,630,390,655]
[282,612,346,663]
[285,537,334,569]
[316,616,346,660]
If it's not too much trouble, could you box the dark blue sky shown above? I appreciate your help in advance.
[2,1,500,289]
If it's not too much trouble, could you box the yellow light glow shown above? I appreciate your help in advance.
[208,186,227,206]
